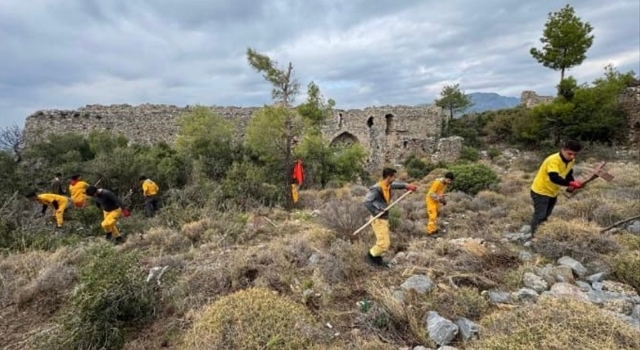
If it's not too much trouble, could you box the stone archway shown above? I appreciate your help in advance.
[330,132,359,147]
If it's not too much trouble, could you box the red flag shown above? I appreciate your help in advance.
[292,159,304,186]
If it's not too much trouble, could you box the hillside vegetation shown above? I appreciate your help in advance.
[1,66,639,349]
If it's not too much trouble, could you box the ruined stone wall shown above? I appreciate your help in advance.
[520,90,553,108]
[322,104,443,170]
[24,103,445,170]
[23,104,259,145]
[619,84,640,146]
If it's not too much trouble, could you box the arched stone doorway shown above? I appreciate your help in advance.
[330,132,359,147]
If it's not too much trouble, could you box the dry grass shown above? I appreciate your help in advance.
[532,219,620,261]
[179,287,329,350]
[318,198,371,238]
[422,285,491,321]
[469,296,640,350]
[609,251,640,292]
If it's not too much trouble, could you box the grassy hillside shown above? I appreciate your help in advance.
[1,150,639,349]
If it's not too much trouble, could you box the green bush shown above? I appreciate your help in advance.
[458,146,480,162]
[449,163,500,195]
[45,244,158,350]
[487,147,501,160]
[404,155,431,179]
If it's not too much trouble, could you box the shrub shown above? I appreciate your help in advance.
[180,287,327,350]
[468,296,640,350]
[318,198,370,238]
[458,146,480,162]
[533,219,619,261]
[449,163,500,195]
[423,286,490,321]
[487,147,501,160]
[44,244,158,350]
[610,251,640,292]
[403,155,431,179]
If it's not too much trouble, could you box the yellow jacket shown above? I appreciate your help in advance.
[69,180,89,204]
[426,178,447,204]
[531,153,575,197]
[142,179,159,197]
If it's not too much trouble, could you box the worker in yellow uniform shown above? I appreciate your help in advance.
[85,186,130,244]
[426,172,454,236]
[363,167,417,267]
[26,190,71,229]
[68,175,90,208]
[528,140,582,240]
[139,175,160,217]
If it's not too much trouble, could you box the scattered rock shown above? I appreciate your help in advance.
[557,256,587,277]
[553,265,575,284]
[586,272,606,283]
[523,272,548,293]
[438,347,459,350]
[627,220,640,234]
[426,311,459,346]
[518,250,533,262]
[401,275,435,295]
[482,290,512,304]
[454,317,479,342]
[632,305,640,320]
[412,347,431,350]
[548,283,590,302]
[513,288,539,303]
[575,281,592,292]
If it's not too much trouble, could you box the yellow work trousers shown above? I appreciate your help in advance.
[53,198,69,227]
[369,218,390,257]
[102,208,122,238]
[426,199,439,234]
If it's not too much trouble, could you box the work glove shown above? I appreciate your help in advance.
[122,208,131,217]
[406,184,417,192]
[568,181,583,189]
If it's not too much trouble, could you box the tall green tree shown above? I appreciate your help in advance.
[175,106,235,180]
[296,81,335,131]
[434,84,473,136]
[530,4,594,83]
[246,48,301,209]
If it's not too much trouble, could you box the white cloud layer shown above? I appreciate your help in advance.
[1,0,638,128]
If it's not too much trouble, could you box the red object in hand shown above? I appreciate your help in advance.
[122,208,131,217]
[406,184,417,192]
[569,180,583,189]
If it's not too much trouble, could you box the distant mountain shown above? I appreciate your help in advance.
[417,92,521,117]
[465,92,520,114]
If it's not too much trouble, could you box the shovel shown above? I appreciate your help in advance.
[352,190,414,236]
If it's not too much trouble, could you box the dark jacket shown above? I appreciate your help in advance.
[363,181,408,219]
[94,189,125,212]
[50,178,65,195]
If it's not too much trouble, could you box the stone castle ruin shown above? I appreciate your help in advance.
[24,104,453,170]
[520,90,553,108]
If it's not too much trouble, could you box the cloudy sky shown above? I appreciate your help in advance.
[1,0,638,129]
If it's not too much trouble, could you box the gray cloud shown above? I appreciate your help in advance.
[1,0,638,128]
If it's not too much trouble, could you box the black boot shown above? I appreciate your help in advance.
[105,232,113,241]
[366,252,389,268]
[114,236,124,245]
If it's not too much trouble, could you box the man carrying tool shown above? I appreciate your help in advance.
[26,190,71,229]
[528,140,583,240]
[139,175,160,217]
[85,186,131,244]
[69,174,90,208]
[50,173,66,195]
[363,167,417,267]
[426,171,455,236]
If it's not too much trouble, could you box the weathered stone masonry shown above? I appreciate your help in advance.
[24,104,447,170]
